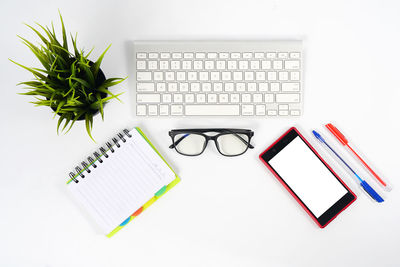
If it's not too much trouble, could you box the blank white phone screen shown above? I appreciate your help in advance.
[269,136,348,217]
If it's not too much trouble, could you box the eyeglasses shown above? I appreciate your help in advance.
[169,128,254,157]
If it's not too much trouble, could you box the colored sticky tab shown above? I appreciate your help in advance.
[155,185,167,197]
[326,123,348,145]
[120,216,131,226]
[132,207,143,217]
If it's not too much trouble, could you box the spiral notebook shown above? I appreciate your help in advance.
[67,127,180,237]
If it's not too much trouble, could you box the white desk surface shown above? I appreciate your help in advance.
[1,0,400,266]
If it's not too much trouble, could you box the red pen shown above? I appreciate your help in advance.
[325,123,390,190]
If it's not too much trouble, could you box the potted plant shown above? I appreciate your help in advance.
[10,12,125,141]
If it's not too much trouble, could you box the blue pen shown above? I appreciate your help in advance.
[312,130,384,203]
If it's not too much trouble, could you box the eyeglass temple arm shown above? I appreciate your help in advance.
[169,133,190,149]
[222,130,254,149]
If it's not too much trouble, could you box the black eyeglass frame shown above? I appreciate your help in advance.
[168,128,254,157]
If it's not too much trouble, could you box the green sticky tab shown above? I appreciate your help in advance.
[155,186,167,197]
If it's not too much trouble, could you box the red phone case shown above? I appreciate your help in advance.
[259,127,356,228]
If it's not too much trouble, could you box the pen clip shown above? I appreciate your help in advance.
[326,123,348,145]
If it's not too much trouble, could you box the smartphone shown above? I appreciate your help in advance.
[259,127,356,228]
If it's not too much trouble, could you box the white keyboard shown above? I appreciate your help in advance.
[133,41,303,117]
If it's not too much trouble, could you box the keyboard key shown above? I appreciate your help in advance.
[279,71,289,81]
[282,83,300,91]
[137,94,160,103]
[205,61,215,69]
[136,53,146,59]
[137,72,152,81]
[165,72,175,81]
[261,60,272,69]
[276,93,300,103]
[289,52,300,58]
[290,71,300,81]
[154,72,163,81]
[279,104,289,110]
[219,52,229,59]
[190,83,200,92]
[196,94,206,103]
[254,93,263,103]
[216,61,226,70]
[171,61,180,69]
[270,83,280,92]
[179,83,189,92]
[236,83,245,92]
[202,83,212,92]
[183,53,194,59]
[239,61,249,69]
[278,52,288,59]
[259,83,269,91]
[250,61,260,69]
[285,60,300,70]
[248,83,257,91]
[244,72,254,80]
[213,83,223,91]
[137,83,155,92]
[225,83,234,92]
[199,72,209,81]
[256,105,266,115]
[267,110,277,116]
[210,72,220,81]
[136,61,146,70]
[222,72,231,81]
[185,105,240,116]
[256,71,266,81]
[231,53,240,59]
[267,72,277,81]
[233,72,243,81]
[185,94,195,103]
[207,52,218,58]
[265,94,274,103]
[182,61,192,69]
[148,61,157,70]
[188,72,197,81]
[195,52,206,58]
[160,61,169,69]
[243,52,252,58]
[171,105,183,115]
[279,110,289,116]
[159,105,169,115]
[162,94,172,103]
[149,53,158,59]
[231,94,240,103]
[156,83,166,92]
[290,110,301,116]
[173,94,183,103]
[242,94,251,103]
[136,105,146,115]
[168,83,178,92]
[176,72,186,81]
[228,61,237,70]
[219,94,229,103]
[160,53,170,59]
[148,105,158,115]
[273,60,283,69]
[172,53,182,59]
[208,94,217,103]
[266,52,276,58]
[194,60,203,70]
[255,52,264,59]
[242,105,254,115]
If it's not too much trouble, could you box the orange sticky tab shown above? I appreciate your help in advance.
[326,123,348,145]
[132,207,143,217]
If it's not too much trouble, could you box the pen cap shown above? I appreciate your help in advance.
[326,123,348,145]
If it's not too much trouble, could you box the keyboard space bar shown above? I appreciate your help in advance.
[185,105,240,116]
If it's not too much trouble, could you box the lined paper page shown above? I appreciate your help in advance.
[68,129,176,234]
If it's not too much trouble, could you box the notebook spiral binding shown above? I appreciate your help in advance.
[69,129,132,183]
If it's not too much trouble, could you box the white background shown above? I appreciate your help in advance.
[1,0,399,266]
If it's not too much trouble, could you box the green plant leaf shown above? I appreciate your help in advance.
[58,11,68,51]
[91,44,111,78]
[85,113,95,142]
[70,77,91,88]
[78,61,95,87]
